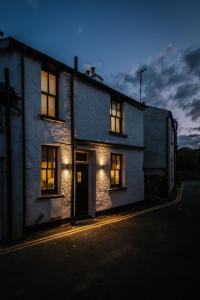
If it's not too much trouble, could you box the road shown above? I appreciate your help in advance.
[0,181,200,300]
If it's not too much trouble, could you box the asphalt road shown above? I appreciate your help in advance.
[0,181,200,300]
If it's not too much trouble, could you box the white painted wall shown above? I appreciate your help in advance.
[24,56,72,226]
[74,79,144,147]
[74,79,144,210]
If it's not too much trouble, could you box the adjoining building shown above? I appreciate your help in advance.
[144,106,177,200]
[0,36,145,241]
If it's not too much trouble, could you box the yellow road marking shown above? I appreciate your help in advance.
[0,183,184,255]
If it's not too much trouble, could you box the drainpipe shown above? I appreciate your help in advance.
[166,115,169,195]
[21,49,26,232]
[5,68,12,240]
[70,71,75,226]
[174,121,177,186]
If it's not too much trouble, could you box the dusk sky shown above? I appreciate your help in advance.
[1,0,200,148]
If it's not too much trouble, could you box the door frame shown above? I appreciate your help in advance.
[75,150,96,218]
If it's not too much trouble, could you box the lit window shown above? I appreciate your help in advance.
[110,99,122,133]
[41,70,57,117]
[41,146,57,193]
[110,153,122,187]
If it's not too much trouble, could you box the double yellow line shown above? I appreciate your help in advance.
[0,183,184,256]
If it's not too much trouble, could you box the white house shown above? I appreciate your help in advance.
[0,36,145,241]
[144,106,177,199]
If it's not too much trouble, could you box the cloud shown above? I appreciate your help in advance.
[186,98,200,120]
[178,133,200,149]
[183,47,200,77]
[108,45,200,148]
[191,126,200,131]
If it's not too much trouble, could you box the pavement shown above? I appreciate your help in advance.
[0,181,199,300]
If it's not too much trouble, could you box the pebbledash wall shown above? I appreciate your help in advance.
[0,37,145,239]
[74,79,144,213]
[24,56,72,227]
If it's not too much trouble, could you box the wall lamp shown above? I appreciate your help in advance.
[96,165,106,170]
[61,163,72,170]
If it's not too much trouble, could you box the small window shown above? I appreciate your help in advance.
[110,153,122,187]
[76,152,88,163]
[110,99,122,133]
[41,70,57,118]
[41,146,57,193]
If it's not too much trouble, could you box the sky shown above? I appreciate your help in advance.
[1,0,200,148]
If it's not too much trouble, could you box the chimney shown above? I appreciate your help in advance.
[85,70,90,76]
[91,66,96,76]
[74,56,78,72]
[0,31,4,40]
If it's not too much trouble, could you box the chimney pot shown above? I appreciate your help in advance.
[91,66,96,76]
[85,70,90,76]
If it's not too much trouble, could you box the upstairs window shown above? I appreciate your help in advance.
[110,99,122,134]
[110,153,122,187]
[41,146,57,194]
[41,70,57,118]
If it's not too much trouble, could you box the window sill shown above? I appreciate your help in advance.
[109,131,128,138]
[109,187,127,192]
[38,194,65,200]
[38,114,65,123]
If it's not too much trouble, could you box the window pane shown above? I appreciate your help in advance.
[41,71,48,92]
[111,155,116,169]
[49,73,56,95]
[41,170,47,190]
[116,118,120,133]
[41,147,47,168]
[116,156,121,170]
[115,170,120,185]
[47,169,55,189]
[111,102,116,116]
[111,116,115,132]
[110,170,115,185]
[41,94,47,115]
[48,147,56,168]
[116,103,121,117]
[48,96,56,117]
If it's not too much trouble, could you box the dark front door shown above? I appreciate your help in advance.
[75,164,88,217]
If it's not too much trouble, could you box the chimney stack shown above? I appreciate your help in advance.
[91,66,96,76]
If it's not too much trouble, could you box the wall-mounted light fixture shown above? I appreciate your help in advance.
[61,163,72,170]
[96,165,106,170]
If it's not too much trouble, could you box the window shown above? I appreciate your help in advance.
[41,146,57,193]
[76,152,88,163]
[41,70,57,117]
[110,99,122,133]
[110,153,122,187]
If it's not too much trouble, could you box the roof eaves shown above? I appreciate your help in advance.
[5,37,144,110]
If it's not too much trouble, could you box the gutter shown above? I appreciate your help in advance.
[166,114,169,194]
[70,72,75,225]
[4,68,12,239]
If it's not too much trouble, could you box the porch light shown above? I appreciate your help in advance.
[96,165,106,170]
[61,163,72,170]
